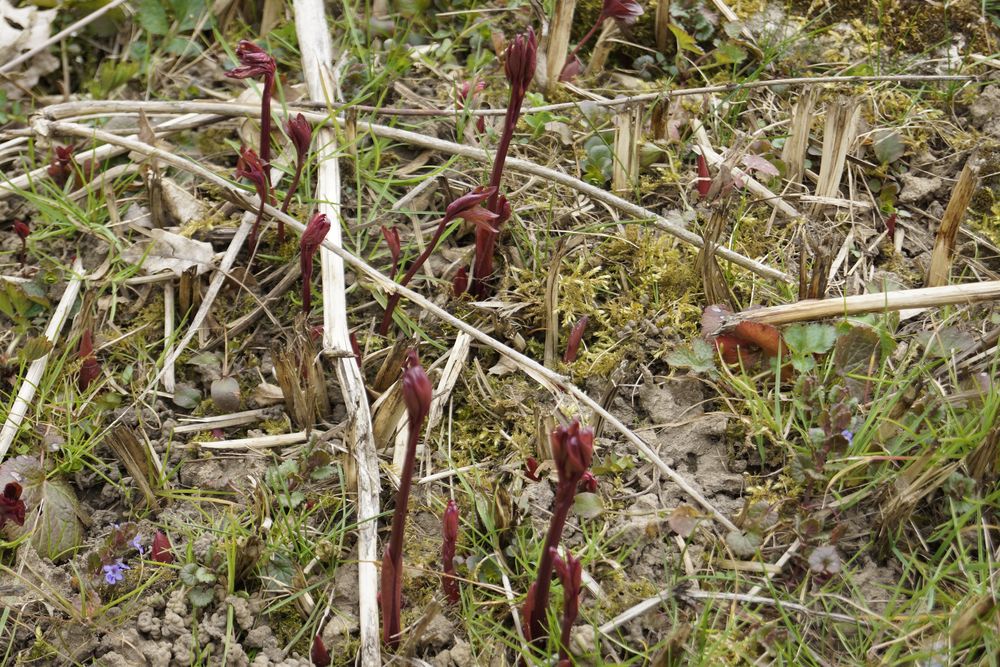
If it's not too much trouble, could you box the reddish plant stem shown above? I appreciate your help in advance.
[260,75,278,242]
[280,157,304,215]
[525,481,575,643]
[565,19,604,70]
[377,217,451,335]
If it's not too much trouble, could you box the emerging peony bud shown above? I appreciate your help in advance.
[601,0,644,24]
[300,212,331,315]
[224,40,277,79]
[402,349,432,429]
[504,28,537,100]
[286,113,312,161]
[550,420,594,483]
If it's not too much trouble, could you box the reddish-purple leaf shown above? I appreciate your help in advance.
[740,153,779,177]
[151,530,174,563]
[452,267,469,297]
[78,329,100,391]
[525,456,541,482]
[577,471,598,493]
[601,0,644,24]
[885,212,897,238]
[552,548,582,660]
[696,153,711,198]
[0,482,26,528]
[563,316,589,363]
[300,213,331,315]
[559,55,583,82]
[380,225,401,275]
[442,499,460,604]
[311,634,331,667]
[13,219,29,241]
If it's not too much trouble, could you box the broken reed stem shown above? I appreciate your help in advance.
[586,20,620,77]
[40,118,741,533]
[926,157,981,287]
[611,104,640,193]
[0,257,85,461]
[654,0,671,51]
[780,89,817,187]
[546,0,577,93]
[811,97,860,216]
[717,281,1000,330]
[36,100,791,283]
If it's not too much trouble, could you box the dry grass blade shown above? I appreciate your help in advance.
[105,426,161,510]
[271,334,329,431]
[926,157,981,287]
[612,104,641,193]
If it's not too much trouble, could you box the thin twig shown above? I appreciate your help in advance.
[38,118,741,533]
[40,73,971,118]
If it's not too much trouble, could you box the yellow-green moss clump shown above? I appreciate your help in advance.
[969,144,1000,246]
[788,0,999,53]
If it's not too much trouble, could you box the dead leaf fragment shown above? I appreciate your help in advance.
[122,229,215,276]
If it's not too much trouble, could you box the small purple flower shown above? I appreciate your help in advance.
[841,429,854,444]
[103,559,130,585]
[131,533,146,556]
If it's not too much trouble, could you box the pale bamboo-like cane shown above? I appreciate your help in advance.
[0,258,85,460]
[292,2,381,664]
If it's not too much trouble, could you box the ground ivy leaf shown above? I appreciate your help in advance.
[872,130,905,165]
[0,456,82,561]
[188,585,215,608]
[783,324,837,357]
[136,0,170,35]
[172,383,201,409]
[665,339,717,375]
[725,529,762,558]
[573,492,603,519]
